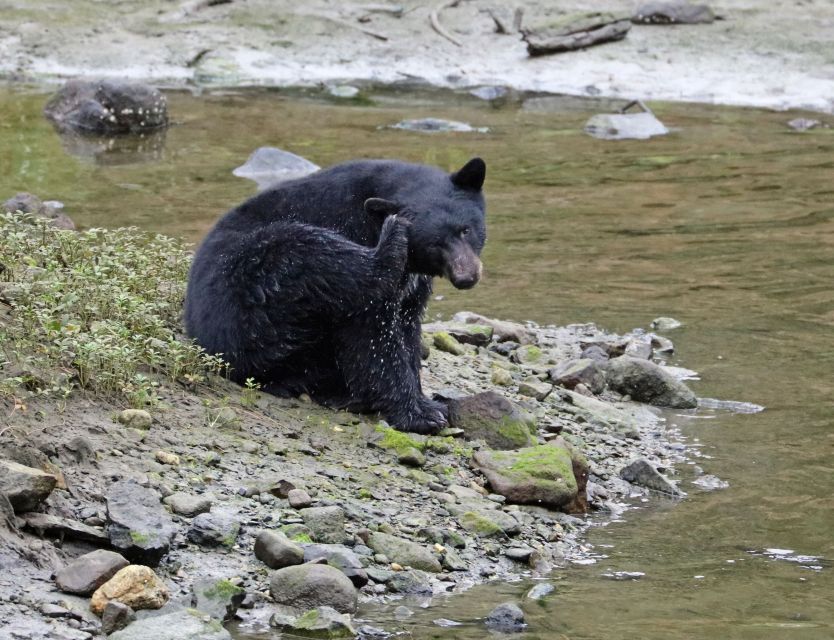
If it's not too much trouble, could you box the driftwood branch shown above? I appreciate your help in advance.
[300,12,390,41]
[430,0,463,46]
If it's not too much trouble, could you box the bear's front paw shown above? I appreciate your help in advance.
[391,397,448,435]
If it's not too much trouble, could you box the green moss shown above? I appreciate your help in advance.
[519,345,543,362]
[375,424,425,455]
[129,531,151,545]
[357,488,372,499]
[294,608,320,628]
[221,524,240,547]
[202,579,244,600]
[467,324,493,336]
[425,436,454,454]
[432,331,465,355]
[496,416,534,447]
[459,511,503,537]
[498,445,578,491]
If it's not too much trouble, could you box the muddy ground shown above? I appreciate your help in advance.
[1,0,833,112]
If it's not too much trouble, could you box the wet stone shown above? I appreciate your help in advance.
[108,609,231,640]
[254,530,304,569]
[447,391,534,450]
[605,356,697,408]
[287,488,313,509]
[270,605,357,638]
[620,458,684,496]
[269,563,358,614]
[300,506,348,545]
[549,359,606,393]
[187,511,240,547]
[55,549,129,595]
[0,459,57,513]
[100,601,135,635]
[364,531,442,573]
[303,544,369,588]
[484,601,527,633]
[163,492,212,517]
[191,578,245,621]
[106,479,176,566]
[526,582,555,600]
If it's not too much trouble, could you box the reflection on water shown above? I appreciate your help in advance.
[1,85,833,639]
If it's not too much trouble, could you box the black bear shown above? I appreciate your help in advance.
[184,157,487,434]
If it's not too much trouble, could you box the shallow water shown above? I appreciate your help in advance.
[2,85,833,639]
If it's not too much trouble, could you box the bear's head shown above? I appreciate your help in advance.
[365,157,486,289]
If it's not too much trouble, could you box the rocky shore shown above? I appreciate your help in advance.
[1,1,833,113]
[0,211,706,639]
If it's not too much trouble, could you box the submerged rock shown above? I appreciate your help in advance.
[269,564,358,614]
[0,459,57,513]
[106,479,176,565]
[651,316,683,331]
[232,147,320,190]
[632,1,715,24]
[484,602,527,633]
[620,458,684,496]
[522,12,631,56]
[55,549,129,595]
[446,391,535,450]
[108,610,230,640]
[270,605,357,638]
[605,356,697,408]
[473,439,588,512]
[90,565,169,616]
[44,79,168,134]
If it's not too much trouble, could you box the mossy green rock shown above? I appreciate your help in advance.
[270,606,356,638]
[447,391,535,450]
[365,532,442,572]
[432,331,466,355]
[472,439,588,513]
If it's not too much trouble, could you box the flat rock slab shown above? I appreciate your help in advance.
[365,532,442,573]
[620,458,685,496]
[303,544,369,588]
[44,79,168,135]
[55,549,129,595]
[0,459,57,513]
[605,356,697,407]
[473,440,588,513]
[633,2,715,24]
[447,391,535,450]
[584,111,669,140]
[162,492,212,517]
[187,511,240,547]
[90,565,169,616]
[106,480,176,566]
[232,146,320,190]
[23,512,108,543]
[269,563,357,614]
[270,606,356,638]
[108,610,231,640]
[522,12,632,56]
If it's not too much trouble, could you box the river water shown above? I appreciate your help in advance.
[2,86,832,639]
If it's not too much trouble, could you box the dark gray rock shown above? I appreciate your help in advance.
[191,578,245,621]
[632,1,715,24]
[44,80,169,134]
[303,544,368,588]
[580,345,610,362]
[269,564,357,614]
[55,549,129,595]
[2,193,76,230]
[254,530,304,569]
[620,458,684,496]
[108,610,231,640]
[387,569,433,595]
[522,12,631,56]
[549,359,606,394]
[447,391,534,450]
[605,356,697,408]
[299,506,348,545]
[232,147,320,190]
[162,492,212,517]
[484,602,526,632]
[23,513,108,543]
[101,601,135,635]
[269,605,357,638]
[106,480,176,566]
[187,511,240,547]
[0,459,57,513]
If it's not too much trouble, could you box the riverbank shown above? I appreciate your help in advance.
[1,1,833,113]
[0,212,703,638]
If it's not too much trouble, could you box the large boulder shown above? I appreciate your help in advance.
[269,564,357,614]
[0,459,57,513]
[605,356,697,408]
[44,79,169,135]
[105,479,176,566]
[90,565,169,616]
[446,392,535,450]
[55,549,129,595]
[472,439,588,513]
[254,530,304,569]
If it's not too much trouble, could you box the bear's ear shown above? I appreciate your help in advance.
[450,157,486,191]
[364,198,400,219]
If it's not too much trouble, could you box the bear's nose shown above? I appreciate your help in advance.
[451,274,479,289]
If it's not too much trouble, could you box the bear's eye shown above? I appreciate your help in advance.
[460,226,471,237]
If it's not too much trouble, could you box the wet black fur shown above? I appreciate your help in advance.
[184,158,486,434]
